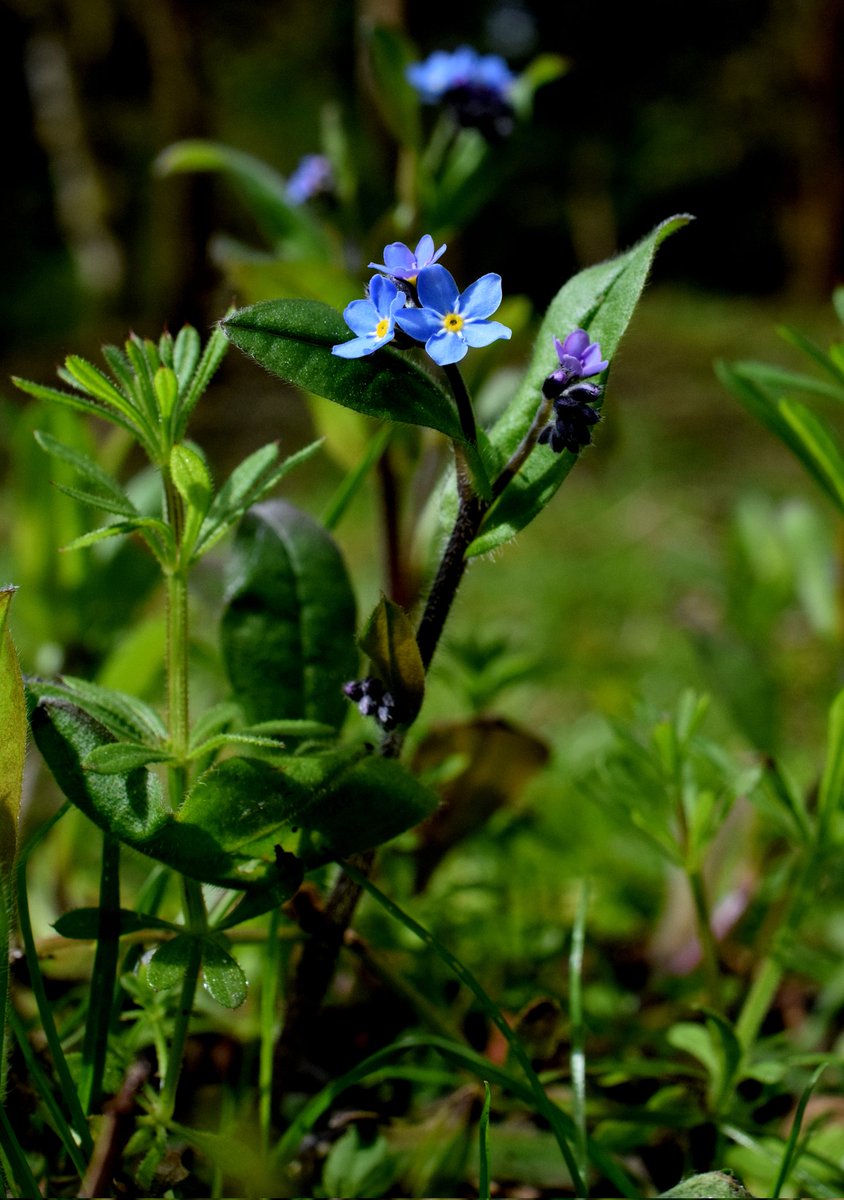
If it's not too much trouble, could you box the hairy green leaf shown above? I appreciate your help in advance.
[221,299,465,442]
[221,500,358,728]
[469,215,692,556]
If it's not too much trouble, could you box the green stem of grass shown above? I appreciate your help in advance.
[0,1103,39,1198]
[569,880,590,1196]
[7,1005,88,1179]
[259,907,282,1154]
[478,1080,491,1200]
[339,860,587,1197]
[688,866,721,1010]
[80,834,121,1114]
[15,803,94,1158]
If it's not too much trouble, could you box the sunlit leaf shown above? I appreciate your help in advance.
[221,299,465,442]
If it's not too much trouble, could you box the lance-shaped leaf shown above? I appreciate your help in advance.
[468,214,692,557]
[0,589,25,875]
[221,500,358,729]
[221,299,465,443]
[359,595,425,726]
[53,907,180,939]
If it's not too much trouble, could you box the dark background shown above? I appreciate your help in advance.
[3,0,844,371]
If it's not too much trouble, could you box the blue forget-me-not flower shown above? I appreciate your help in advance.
[394,264,511,367]
[285,154,333,206]
[407,45,516,139]
[331,275,407,359]
[368,235,447,283]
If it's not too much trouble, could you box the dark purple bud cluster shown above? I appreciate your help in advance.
[442,83,515,141]
[343,677,399,731]
[539,330,608,455]
[539,380,603,454]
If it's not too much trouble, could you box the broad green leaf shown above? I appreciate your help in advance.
[468,215,692,556]
[83,742,174,774]
[200,937,247,1009]
[175,748,436,867]
[155,139,329,257]
[0,589,25,874]
[221,299,465,443]
[359,595,425,725]
[26,688,296,891]
[27,691,171,844]
[366,25,422,148]
[53,907,179,939]
[297,753,438,862]
[220,500,358,728]
[147,933,196,991]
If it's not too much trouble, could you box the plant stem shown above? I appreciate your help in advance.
[443,364,479,449]
[570,880,590,1197]
[688,866,722,1010]
[166,568,190,775]
[492,394,554,499]
[159,883,204,1122]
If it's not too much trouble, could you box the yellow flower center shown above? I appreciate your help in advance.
[443,312,464,333]
[375,318,390,339]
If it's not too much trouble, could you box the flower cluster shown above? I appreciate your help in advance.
[332,236,511,367]
[407,46,516,140]
[285,154,334,206]
[538,330,608,455]
[343,677,399,731]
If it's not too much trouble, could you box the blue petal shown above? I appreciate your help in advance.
[342,298,378,337]
[458,273,502,320]
[369,274,399,315]
[416,264,459,315]
[425,330,468,366]
[461,319,511,348]
[395,307,441,341]
[332,335,379,358]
